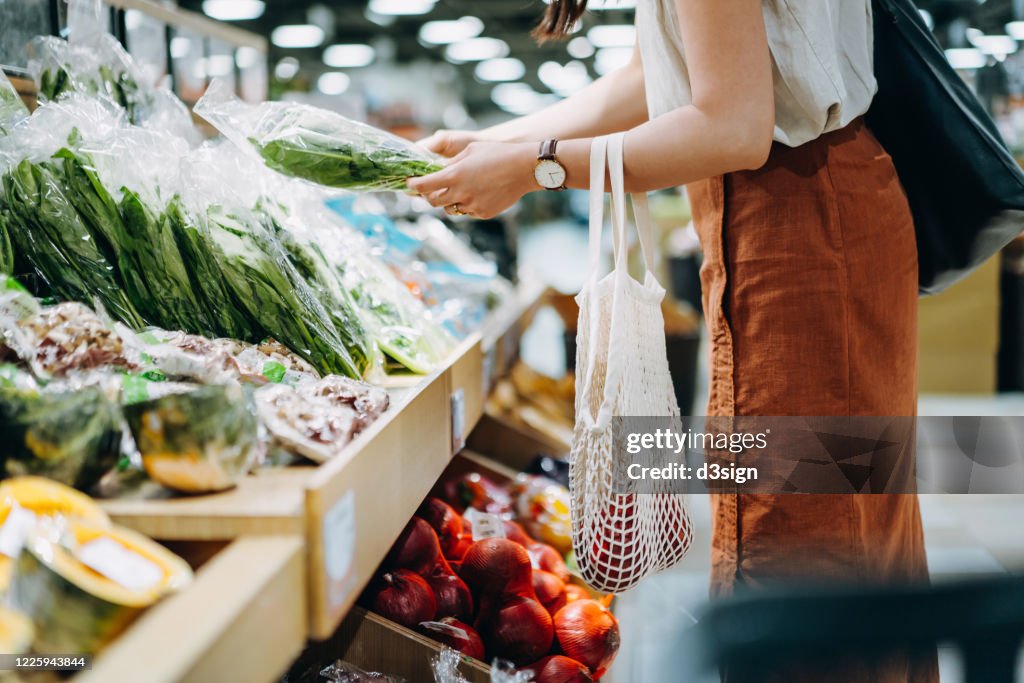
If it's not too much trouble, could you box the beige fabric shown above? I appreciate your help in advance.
[635,0,877,147]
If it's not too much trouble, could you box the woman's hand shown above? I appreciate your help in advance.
[407,141,538,219]
[418,129,483,158]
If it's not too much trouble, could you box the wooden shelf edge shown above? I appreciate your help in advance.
[78,535,306,683]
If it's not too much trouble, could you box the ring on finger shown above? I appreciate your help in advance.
[447,203,466,216]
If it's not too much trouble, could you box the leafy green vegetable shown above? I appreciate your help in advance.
[254,136,442,191]
[0,158,143,327]
[203,205,363,377]
[38,64,144,124]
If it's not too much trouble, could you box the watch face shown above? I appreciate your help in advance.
[535,159,567,189]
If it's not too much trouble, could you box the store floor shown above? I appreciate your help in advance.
[518,220,1024,682]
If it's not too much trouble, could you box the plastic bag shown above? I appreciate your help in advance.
[0,72,29,136]
[29,0,195,140]
[431,647,533,683]
[319,660,405,683]
[195,78,442,191]
[122,383,262,493]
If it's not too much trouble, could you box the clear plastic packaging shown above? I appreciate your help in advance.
[28,0,195,140]
[122,383,262,493]
[195,78,442,191]
[0,72,29,136]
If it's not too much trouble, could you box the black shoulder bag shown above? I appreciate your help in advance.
[868,0,1024,294]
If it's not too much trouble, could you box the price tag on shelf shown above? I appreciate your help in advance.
[324,490,356,610]
[77,537,163,593]
[451,388,466,453]
[464,509,505,541]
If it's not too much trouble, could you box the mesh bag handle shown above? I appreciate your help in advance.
[570,133,693,593]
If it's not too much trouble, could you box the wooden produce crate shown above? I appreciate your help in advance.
[99,280,547,643]
[307,607,491,683]
[77,535,305,683]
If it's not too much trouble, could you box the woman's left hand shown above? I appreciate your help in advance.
[407,141,537,219]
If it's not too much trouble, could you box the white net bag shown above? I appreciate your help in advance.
[570,133,693,593]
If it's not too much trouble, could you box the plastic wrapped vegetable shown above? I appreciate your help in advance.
[196,79,442,191]
[0,382,124,491]
[0,72,29,136]
[122,383,261,493]
[29,0,195,139]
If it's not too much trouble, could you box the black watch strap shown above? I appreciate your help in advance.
[539,139,558,160]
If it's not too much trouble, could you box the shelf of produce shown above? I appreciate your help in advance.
[98,279,547,642]
[77,535,306,683]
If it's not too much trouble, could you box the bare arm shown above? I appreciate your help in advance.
[410,0,774,215]
[482,46,648,143]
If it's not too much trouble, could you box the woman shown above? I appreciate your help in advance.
[410,2,935,680]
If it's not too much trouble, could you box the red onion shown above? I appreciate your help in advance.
[369,569,437,628]
[532,570,568,617]
[458,538,534,597]
[426,556,473,622]
[385,517,441,576]
[554,600,620,679]
[528,542,570,583]
[481,594,553,666]
[417,498,465,560]
[419,617,485,660]
[522,655,594,683]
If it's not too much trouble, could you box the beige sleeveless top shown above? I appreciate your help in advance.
[635,0,877,147]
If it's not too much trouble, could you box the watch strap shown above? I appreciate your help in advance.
[539,139,558,160]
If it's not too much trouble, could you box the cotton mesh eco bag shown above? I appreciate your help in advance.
[571,132,692,593]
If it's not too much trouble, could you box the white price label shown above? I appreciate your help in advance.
[464,509,506,542]
[451,389,466,453]
[324,490,357,610]
[0,505,36,559]
[77,537,163,593]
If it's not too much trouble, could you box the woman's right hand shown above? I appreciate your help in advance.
[418,129,483,158]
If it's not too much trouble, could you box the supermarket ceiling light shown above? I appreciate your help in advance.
[445,37,509,63]
[567,36,595,59]
[274,57,300,80]
[587,24,636,48]
[206,54,234,77]
[945,47,986,69]
[236,46,261,69]
[323,44,376,68]
[968,32,1017,56]
[538,60,592,96]
[202,0,264,21]
[368,0,435,16]
[490,82,559,115]
[1008,21,1024,40]
[594,46,633,75]
[475,58,526,82]
[318,72,351,95]
[419,16,484,45]
[271,24,324,49]
[170,36,190,59]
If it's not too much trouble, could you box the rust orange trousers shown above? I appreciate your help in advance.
[688,119,938,682]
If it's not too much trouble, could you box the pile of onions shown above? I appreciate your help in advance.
[553,600,621,679]
[367,474,621,681]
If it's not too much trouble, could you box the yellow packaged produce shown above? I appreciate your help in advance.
[0,477,110,592]
[8,519,192,654]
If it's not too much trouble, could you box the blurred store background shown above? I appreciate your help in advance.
[3,0,1024,681]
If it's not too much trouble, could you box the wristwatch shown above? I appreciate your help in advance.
[535,139,568,191]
